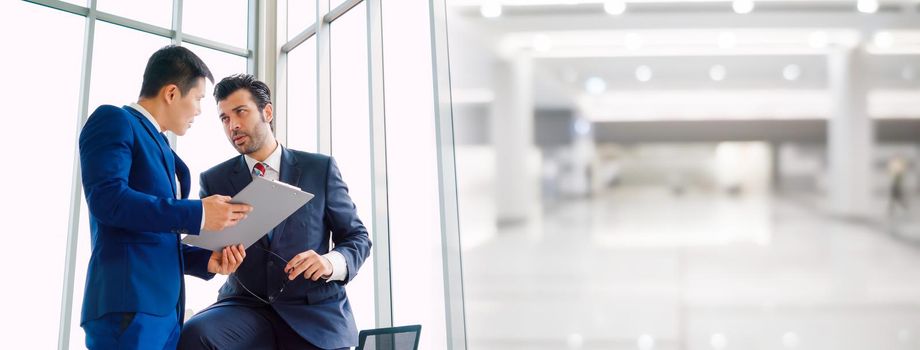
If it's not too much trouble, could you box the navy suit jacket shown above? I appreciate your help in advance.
[79,105,213,326]
[198,147,372,349]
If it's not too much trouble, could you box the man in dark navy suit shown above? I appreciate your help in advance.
[178,74,372,350]
[79,45,251,350]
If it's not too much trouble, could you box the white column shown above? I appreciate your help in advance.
[491,54,538,225]
[826,45,874,217]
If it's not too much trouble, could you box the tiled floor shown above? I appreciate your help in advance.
[462,188,920,350]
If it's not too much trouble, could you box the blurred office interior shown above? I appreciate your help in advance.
[447,1,920,349]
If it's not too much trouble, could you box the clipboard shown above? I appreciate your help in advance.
[183,176,314,251]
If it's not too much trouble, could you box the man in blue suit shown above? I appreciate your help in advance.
[79,45,252,350]
[177,74,372,350]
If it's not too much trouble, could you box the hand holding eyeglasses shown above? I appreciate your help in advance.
[207,244,247,275]
[284,250,333,281]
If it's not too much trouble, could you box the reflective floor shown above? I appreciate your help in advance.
[462,188,920,350]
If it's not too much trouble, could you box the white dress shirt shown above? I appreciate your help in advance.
[244,142,347,282]
[127,103,206,230]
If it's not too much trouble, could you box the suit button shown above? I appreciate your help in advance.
[267,260,274,267]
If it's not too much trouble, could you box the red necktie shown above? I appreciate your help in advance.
[252,162,266,177]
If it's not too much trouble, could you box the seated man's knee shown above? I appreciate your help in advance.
[177,316,215,350]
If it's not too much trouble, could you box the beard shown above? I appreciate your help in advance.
[231,130,264,155]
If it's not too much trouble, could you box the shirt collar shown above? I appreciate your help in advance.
[244,142,283,172]
[127,102,163,133]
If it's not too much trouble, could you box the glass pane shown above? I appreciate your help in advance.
[175,44,248,317]
[71,24,171,348]
[88,22,171,114]
[1,3,83,348]
[287,0,316,41]
[183,0,248,49]
[286,38,318,152]
[381,1,450,349]
[330,1,375,333]
[97,0,172,29]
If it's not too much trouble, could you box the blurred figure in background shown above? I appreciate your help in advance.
[888,157,909,218]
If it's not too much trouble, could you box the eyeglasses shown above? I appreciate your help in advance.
[230,246,291,304]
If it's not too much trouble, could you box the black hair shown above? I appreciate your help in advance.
[138,45,214,98]
[213,73,274,132]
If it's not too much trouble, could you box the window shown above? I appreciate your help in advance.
[87,21,171,114]
[183,0,248,49]
[286,38,318,152]
[2,3,84,348]
[96,0,172,29]
[329,1,375,333]
[381,1,450,348]
[287,0,317,41]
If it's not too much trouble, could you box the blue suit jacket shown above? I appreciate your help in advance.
[79,105,213,326]
[198,147,372,349]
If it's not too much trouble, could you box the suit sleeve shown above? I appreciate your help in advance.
[323,157,372,284]
[79,108,203,235]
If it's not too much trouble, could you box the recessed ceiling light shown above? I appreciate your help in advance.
[585,77,607,95]
[635,65,653,82]
[480,4,502,18]
[604,1,627,15]
[857,0,879,14]
[783,64,802,81]
[733,0,754,14]
[710,65,727,81]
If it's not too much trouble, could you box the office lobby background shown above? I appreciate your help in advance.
[2,0,920,349]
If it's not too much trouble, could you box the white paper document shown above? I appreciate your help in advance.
[183,176,314,251]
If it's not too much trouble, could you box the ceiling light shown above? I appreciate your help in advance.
[585,77,607,95]
[710,65,727,81]
[857,0,879,14]
[635,65,653,82]
[783,64,801,81]
[480,4,502,18]
[604,1,627,15]
[733,0,754,14]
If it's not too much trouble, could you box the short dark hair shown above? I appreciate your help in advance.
[214,74,274,132]
[139,45,214,98]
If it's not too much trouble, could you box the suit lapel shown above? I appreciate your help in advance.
[174,152,191,199]
[125,106,177,196]
[229,156,268,248]
[228,156,253,196]
[269,147,301,245]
